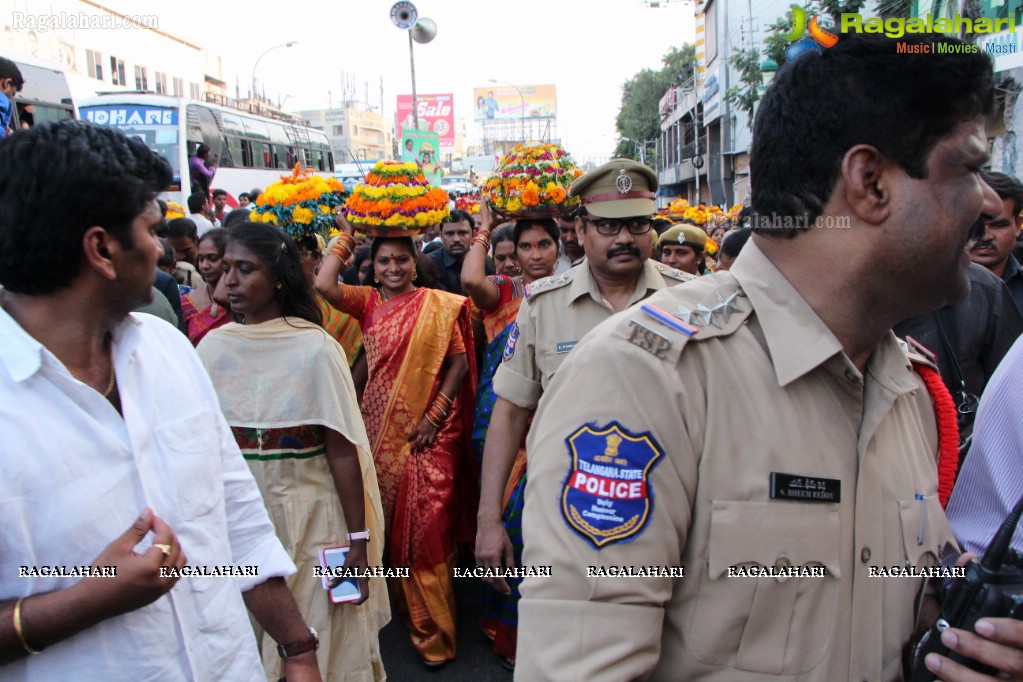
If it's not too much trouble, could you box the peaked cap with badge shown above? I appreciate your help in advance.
[660,224,708,253]
[569,158,658,219]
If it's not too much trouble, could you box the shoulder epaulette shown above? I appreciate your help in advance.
[652,262,698,283]
[900,334,939,372]
[524,273,571,300]
[612,278,752,364]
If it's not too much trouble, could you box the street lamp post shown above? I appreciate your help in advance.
[251,41,297,103]
[489,78,525,142]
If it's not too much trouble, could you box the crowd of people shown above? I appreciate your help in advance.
[6,32,1023,682]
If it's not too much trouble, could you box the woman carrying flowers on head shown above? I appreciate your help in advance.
[315,161,477,667]
[197,223,389,682]
[461,201,560,669]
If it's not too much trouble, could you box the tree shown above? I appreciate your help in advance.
[613,44,696,164]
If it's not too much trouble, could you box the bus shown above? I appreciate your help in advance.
[7,56,76,131]
[78,93,334,207]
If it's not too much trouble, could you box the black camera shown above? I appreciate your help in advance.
[911,495,1023,680]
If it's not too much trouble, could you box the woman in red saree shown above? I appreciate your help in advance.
[315,220,477,668]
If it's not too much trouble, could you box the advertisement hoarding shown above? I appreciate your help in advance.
[401,129,442,186]
[396,94,454,151]
[473,84,557,122]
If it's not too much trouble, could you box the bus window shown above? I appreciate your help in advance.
[311,148,323,171]
[303,148,312,168]
[261,143,272,169]
[241,139,254,168]
[274,144,288,169]
[227,136,244,169]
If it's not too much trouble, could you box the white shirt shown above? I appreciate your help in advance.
[0,308,296,681]
[946,334,1023,557]
[189,211,215,236]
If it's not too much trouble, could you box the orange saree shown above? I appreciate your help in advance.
[345,285,478,664]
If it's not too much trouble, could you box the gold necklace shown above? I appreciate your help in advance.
[102,344,116,398]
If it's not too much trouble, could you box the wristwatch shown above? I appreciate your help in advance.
[347,529,370,542]
[277,626,318,659]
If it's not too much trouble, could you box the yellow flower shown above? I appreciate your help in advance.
[292,206,314,224]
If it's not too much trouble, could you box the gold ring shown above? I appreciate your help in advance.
[153,543,172,557]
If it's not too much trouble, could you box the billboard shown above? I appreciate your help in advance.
[401,130,442,186]
[473,84,557,122]
[396,94,454,151]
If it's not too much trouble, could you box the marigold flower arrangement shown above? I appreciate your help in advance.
[343,160,450,236]
[165,201,186,220]
[666,198,737,227]
[249,164,347,238]
[482,142,583,217]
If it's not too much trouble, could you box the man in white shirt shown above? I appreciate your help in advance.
[187,191,217,235]
[0,121,322,681]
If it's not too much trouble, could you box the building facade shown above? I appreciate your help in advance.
[1,0,225,103]
[297,106,393,165]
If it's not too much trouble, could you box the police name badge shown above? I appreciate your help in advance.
[769,472,841,503]
[503,323,520,363]
[561,422,664,548]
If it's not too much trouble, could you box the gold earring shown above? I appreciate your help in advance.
[411,269,418,282]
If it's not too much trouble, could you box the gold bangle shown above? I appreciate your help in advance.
[14,598,41,655]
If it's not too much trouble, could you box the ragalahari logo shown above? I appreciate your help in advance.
[785,5,840,62]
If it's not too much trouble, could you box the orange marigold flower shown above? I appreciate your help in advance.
[522,182,541,207]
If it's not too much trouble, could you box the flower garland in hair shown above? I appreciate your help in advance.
[482,142,583,216]
[343,160,450,235]
[248,163,347,238]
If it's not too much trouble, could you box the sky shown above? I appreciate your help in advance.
[108,0,697,162]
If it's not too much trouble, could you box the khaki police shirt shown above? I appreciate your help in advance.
[493,258,692,410]
[517,241,956,681]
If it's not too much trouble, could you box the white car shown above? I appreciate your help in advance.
[441,175,474,196]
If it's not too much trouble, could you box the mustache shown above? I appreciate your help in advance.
[607,245,641,259]
[970,240,994,250]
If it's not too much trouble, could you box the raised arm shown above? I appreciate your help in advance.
[461,202,500,311]
[314,213,363,316]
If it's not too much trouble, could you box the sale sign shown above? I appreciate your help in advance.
[396,93,454,151]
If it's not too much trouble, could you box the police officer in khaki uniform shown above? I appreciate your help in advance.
[658,223,707,275]
[516,35,1023,682]
[475,159,692,595]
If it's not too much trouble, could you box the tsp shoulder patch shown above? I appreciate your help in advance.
[560,422,665,548]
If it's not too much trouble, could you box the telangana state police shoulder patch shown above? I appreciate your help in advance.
[502,322,520,363]
[560,422,664,548]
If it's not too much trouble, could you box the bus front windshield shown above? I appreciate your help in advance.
[80,105,181,179]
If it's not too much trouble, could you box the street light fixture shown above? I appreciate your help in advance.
[251,41,297,103]
[489,78,525,142]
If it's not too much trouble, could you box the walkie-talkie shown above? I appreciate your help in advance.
[911,493,1023,681]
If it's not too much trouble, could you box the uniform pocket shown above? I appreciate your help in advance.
[898,495,947,568]
[686,501,840,674]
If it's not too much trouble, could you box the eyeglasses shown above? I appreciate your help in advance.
[584,216,653,236]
